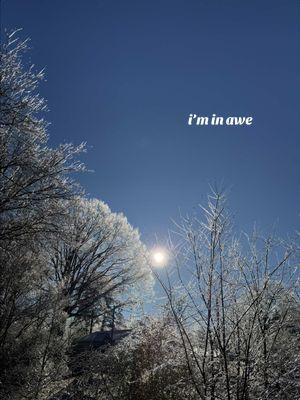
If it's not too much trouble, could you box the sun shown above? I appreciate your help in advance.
[151,248,169,267]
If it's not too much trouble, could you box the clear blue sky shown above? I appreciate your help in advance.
[3,0,300,244]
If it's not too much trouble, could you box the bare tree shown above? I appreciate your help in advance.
[153,188,300,400]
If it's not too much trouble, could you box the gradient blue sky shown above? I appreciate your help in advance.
[3,0,300,244]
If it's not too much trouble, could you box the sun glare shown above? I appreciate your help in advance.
[151,248,169,267]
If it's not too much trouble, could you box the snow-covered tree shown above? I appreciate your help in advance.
[57,316,192,400]
[50,198,153,331]
[0,32,153,400]
[0,31,85,243]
